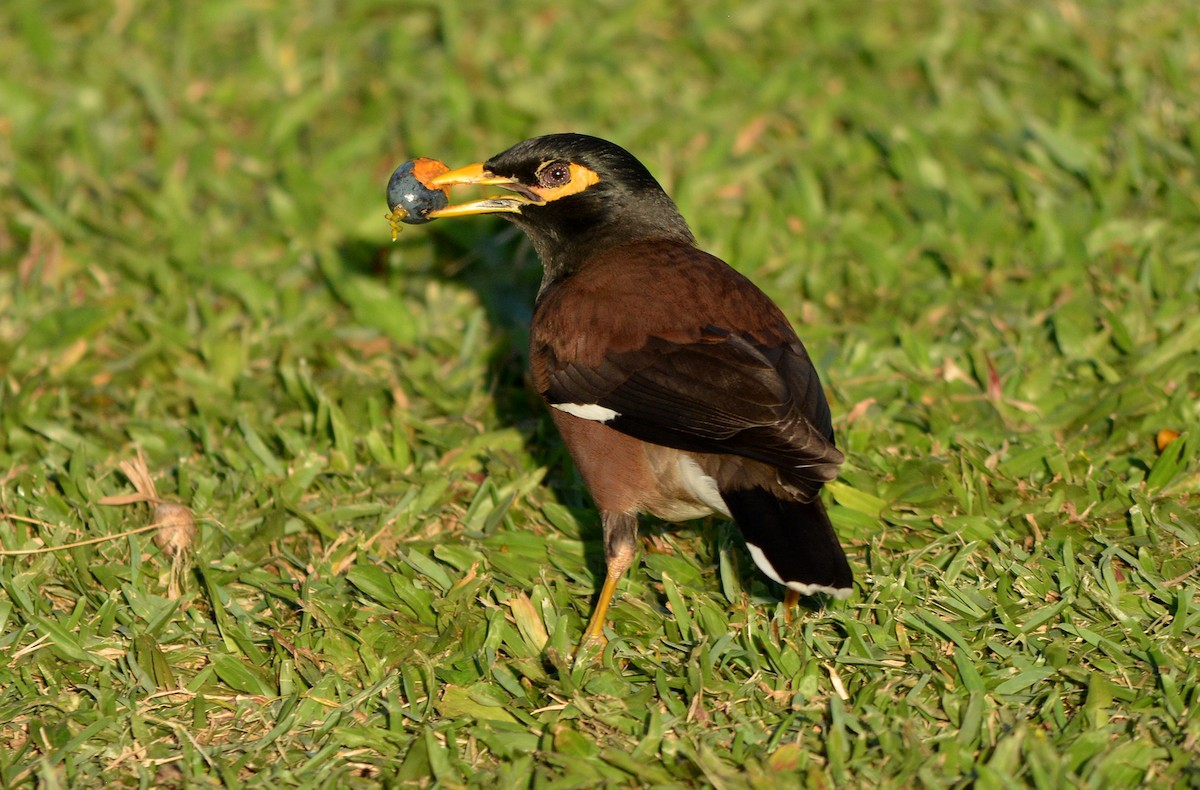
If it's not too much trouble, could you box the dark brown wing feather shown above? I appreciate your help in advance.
[531,240,843,497]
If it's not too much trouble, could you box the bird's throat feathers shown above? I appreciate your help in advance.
[515,190,695,296]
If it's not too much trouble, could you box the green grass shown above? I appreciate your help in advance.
[2,1,1199,786]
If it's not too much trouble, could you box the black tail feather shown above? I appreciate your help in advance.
[721,488,853,598]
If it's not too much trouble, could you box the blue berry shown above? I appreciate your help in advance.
[386,158,450,226]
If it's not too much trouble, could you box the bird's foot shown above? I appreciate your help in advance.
[572,632,607,668]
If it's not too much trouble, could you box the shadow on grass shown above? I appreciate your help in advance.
[337,225,610,589]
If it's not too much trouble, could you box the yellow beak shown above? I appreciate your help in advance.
[426,162,544,218]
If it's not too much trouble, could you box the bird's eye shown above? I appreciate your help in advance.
[537,162,572,188]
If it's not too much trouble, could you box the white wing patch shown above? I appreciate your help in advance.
[551,402,620,423]
[746,543,853,600]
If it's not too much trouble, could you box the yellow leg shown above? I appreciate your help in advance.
[577,512,637,652]
[783,589,800,624]
[580,567,624,644]
[771,588,802,642]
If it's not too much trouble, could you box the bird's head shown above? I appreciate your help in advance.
[427,134,694,281]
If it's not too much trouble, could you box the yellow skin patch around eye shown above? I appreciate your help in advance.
[419,160,602,219]
[530,163,601,203]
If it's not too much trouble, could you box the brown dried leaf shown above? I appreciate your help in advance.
[1156,429,1181,452]
[117,450,160,501]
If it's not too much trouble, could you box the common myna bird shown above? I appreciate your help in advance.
[410,133,852,643]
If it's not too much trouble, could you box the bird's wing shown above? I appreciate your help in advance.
[539,324,844,494]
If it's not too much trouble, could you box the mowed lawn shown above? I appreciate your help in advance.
[1,2,1198,787]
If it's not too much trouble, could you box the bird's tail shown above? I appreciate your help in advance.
[721,488,853,599]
